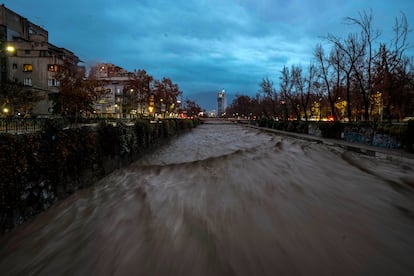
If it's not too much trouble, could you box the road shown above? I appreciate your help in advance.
[1,121,414,275]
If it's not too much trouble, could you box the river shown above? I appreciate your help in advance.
[1,122,414,275]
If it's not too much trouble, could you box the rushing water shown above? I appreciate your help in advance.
[1,122,414,276]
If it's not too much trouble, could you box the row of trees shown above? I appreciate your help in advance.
[227,11,414,122]
[61,65,203,118]
[1,60,202,118]
[122,70,203,118]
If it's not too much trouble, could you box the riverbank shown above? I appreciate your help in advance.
[0,118,199,234]
[245,124,414,161]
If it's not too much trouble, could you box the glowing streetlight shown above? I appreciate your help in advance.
[6,45,15,53]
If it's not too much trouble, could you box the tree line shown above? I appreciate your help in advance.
[53,64,203,118]
[1,61,203,118]
[227,11,413,122]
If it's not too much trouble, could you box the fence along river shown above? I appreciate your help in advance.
[1,121,414,275]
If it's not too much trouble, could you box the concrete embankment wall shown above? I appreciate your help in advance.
[255,119,414,152]
[0,118,199,234]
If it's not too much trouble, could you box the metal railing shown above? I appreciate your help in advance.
[0,117,155,134]
[0,118,48,134]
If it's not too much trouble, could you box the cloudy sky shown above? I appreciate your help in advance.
[3,0,414,109]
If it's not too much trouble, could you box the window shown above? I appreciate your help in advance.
[48,79,60,87]
[25,50,31,55]
[23,78,32,86]
[12,63,17,69]
[48,64,58,72]
[40,50,50,57]
[23,64,33,72]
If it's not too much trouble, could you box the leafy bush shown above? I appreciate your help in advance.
[287,121,298,132]
[273,121,287,131]
[403,120,414,152]
[97,123,120,158]
[318,122,343,138]
[258,118,268,127]
[179,118,194,130]
[134,119,152,148]
[296,121,309,134]
[163,119,178,138]
[1,118,199,233]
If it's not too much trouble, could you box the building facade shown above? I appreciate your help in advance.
[217,89,226,117]
[90,64,158,118]
[90,63,131,118]
[1,4,80,116]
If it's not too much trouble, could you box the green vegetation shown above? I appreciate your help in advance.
[0,117,199,234]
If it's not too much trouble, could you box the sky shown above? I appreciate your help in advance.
[2,0,414,110]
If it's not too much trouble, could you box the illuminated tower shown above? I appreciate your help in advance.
[217,89,227,117]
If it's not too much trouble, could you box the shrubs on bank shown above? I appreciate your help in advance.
[318,121,343,139]
[257,118,308,134]
[405,120,414,152]
[0,118,199,234]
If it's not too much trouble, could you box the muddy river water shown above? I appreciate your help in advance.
[1,122,414,275]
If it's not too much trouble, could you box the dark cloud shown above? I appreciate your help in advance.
[3,0,414,108]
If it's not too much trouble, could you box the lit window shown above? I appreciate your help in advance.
[23,64,33,72]
[48,64,58,72]
[23,78,32,86]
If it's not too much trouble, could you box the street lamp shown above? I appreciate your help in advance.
[2,107,9,115]
[5,45,15,53]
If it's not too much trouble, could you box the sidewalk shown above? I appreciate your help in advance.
[245,124,414,161]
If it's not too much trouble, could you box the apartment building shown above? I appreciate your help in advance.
[0,4,80,116]
[90,63,131,117]
[91,63,153,118]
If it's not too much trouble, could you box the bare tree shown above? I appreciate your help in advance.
[372,13,413,121]
[259,76,278,117]
[345,10,381,120]
[292,64,316,121]
[328,33,365,121]
[279,65,295,120]
[315,44,341,120]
